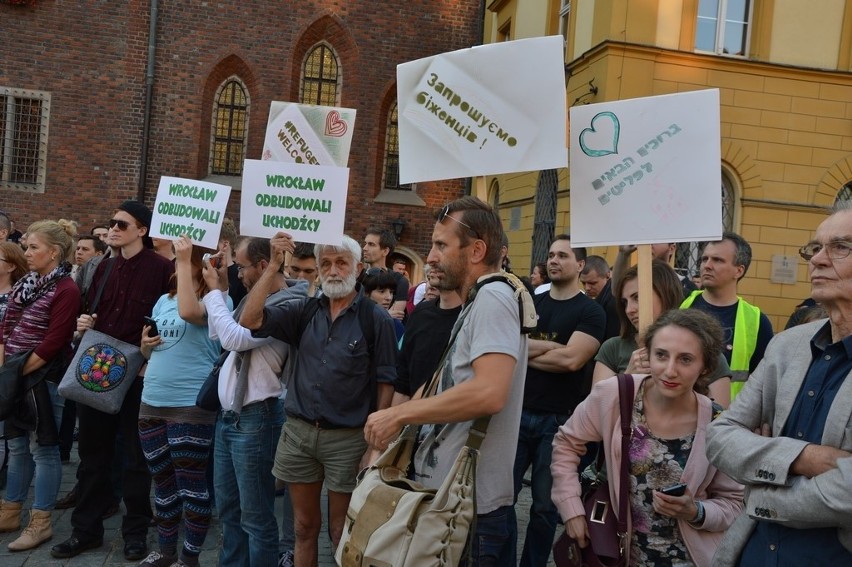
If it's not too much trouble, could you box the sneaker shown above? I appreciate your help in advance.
[168,560,191,567]
[278,550,295,567]
[139,551,177,567]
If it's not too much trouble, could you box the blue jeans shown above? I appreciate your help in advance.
[513,410,569,567]
[459,505,517,567]
[6,381,64,510]
[215,398,284,567]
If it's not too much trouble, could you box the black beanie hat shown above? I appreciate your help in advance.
[116,200,154,248]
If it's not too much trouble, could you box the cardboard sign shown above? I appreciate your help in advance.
[149,177,232,249]
[240,159,349,245]
[397,36,567,183]
[262,102,357,167]
[569,89,722,247]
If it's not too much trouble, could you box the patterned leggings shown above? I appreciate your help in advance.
[138,418,214,558]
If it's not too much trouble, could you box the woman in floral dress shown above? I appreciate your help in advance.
[551,309,744,566]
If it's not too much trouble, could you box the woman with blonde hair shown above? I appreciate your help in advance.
[0,220,80,551]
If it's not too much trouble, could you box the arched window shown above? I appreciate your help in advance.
[834,181,852,205]
[675,171,737,278]
[382,103,410,191]
[210,78,248,176]
[301,43,340,106]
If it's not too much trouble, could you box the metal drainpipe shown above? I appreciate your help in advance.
[137,0,158,202]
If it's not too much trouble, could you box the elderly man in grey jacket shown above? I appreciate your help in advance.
[706,204,852,566]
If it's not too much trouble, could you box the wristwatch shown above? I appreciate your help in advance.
[690,500,706,525]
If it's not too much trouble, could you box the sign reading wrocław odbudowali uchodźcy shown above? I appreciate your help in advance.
[262,102,356,167]
[240,159,349,246]
[149,177,232,249]
[396,36,567,183]
[569,89,722,247]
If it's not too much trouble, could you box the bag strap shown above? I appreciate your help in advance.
[87,256,116,315]
[616,374,634,549]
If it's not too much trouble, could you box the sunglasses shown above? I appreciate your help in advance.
[109,218,132,231]
[438,205,480,239]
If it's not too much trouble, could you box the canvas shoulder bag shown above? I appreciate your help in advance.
[58,258,145,414]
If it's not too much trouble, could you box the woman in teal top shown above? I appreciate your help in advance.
[138,236,231,567]
[592,260,732,407]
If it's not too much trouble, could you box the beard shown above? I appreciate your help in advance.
[321,270,358,299]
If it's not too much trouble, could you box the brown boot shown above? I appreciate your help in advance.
[8,509,52,551]
[0,500,22,533]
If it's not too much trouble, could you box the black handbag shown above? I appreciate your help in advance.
[196,349,229,411]
[553,374,634,567]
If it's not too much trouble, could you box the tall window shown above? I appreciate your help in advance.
[559,1,571,46]
[211,78,248,176]
[675,172,736,278]
[0,87,50,192]
[301,44,340,106]
[695,0,751,56]
[382,103,410,191]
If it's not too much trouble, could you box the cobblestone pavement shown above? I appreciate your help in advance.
[0,453,556,566]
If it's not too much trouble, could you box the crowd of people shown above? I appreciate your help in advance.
[0,194,849,567]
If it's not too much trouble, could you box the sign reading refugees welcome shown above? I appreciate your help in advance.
[149,176,232,249]
[569,89,723,247]
[396,36,567,183]
[262,102,357,168]
[240,159,349,245]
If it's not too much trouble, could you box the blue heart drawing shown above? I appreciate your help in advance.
[579,112,620,157]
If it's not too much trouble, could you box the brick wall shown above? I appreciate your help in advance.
[0,1,482,260]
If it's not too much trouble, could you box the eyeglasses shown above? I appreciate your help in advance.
[108,218,131,231]
[438,205,480,239]
[235,262,259,272]
[365,267,385,276]
[799,240,852,262]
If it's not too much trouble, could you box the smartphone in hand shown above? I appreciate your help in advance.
[659,482,688,497]
[143,316,159,337]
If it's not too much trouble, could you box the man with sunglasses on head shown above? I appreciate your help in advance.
[361,226,409,321]
[365,197,528,566]
[52,201,174,561]
[707,204,852,565]
[680,231,773,404]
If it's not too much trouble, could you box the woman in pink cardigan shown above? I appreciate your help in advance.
[551,309,743,567]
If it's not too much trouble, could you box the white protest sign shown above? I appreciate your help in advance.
[569,89,722,247]
[397,36,567,183]
[149,177,232,249]
[240,159,349,245]
[262,102,356,167]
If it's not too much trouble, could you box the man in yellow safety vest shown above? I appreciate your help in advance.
[681,232,774,403]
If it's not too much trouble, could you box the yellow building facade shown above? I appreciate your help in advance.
[484,0,852,329]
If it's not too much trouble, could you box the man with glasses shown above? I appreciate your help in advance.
[365,197,528,566]
[361,227,409,321]
[680,231,773,402]
[202,236,309,567]
[707,204,852,565]
[53,201,174,560]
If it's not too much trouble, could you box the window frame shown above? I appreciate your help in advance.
[209,76,249,177]
[694,0,753,57]
[0,87,50,193]
[300,42,341,107]
[381,102,413,193]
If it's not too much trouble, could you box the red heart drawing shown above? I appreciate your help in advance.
[324,110,348,137]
